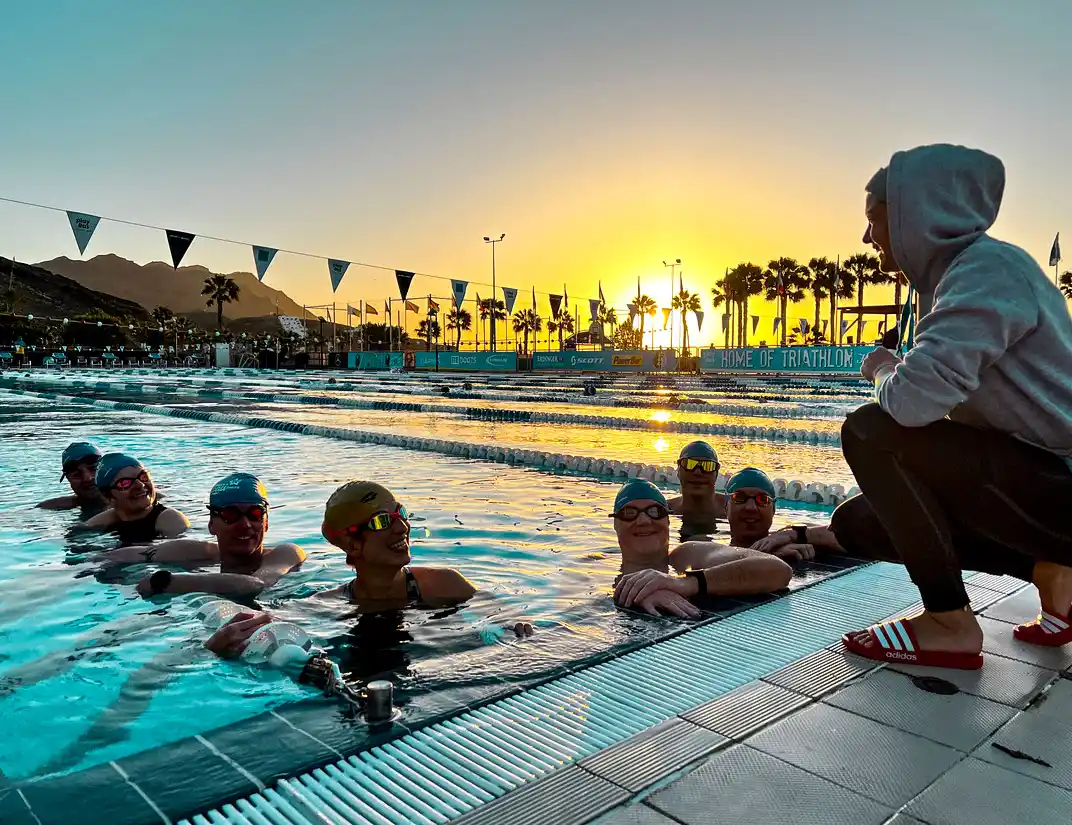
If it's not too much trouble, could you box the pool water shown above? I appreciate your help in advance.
[0,388,835,783]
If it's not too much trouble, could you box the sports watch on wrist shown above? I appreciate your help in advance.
[149,569,173,595]
[789,525,808,545]
[684,568,708,597]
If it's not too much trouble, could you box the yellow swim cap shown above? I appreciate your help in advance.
[322,481,395,545]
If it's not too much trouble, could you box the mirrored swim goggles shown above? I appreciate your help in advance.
[111,470,151,491]
[678,458,719,473]
[611,503,670,522]
[209,504,268,524]
[330,503,411,538]
[729,490,773,506]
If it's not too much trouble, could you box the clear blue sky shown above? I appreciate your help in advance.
[1,0,1068,335]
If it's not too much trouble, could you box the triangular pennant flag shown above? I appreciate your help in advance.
[589,298,601,324]
[599,282,606,306]
[451,279,468,307]
[563,285,569,310]
[627,302,638,323]
[752,315,760,335]
[662,307,673,329]
[722,314,730,332]
[502,287,518,314]
[841,318,850,337]
[364,303,378,316]
[877,320,886,335]
[1050,233,1061,267]
[695,310,705,331]
[550,294,563,319]
[822,320,829,337]
[773,317,782,335]
[166,230,195,269]
[406,300,419,313]
[66,211,100,256]
[385,300,390,318]
[860,320,868,337]
[252,246,277,281]
[799,318,810,334]
[395,270,415,301]
[328,259,350,292]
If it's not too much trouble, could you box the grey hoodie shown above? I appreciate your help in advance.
[876,143,1072,464]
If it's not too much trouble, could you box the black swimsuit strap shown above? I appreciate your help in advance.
[404,567,422,602]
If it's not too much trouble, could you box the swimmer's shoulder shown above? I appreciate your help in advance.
[155,506,191,537]
[265,542,306,566]
[670,540,754,570]
[666,495,683,514]
[37,495,80,510]
[411,566,476,601]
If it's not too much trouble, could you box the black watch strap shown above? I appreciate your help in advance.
[149,569,172,595]
[686,569,708,597]
[793,525,808,545]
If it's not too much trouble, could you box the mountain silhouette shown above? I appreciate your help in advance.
[2,256,148,321]
[36,254,306,320]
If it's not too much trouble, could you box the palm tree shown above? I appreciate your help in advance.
[635,294,657,347]
[1060,271,1072,300]
[417,318,440,351]
[711,280,733,348]
[671,289,702,354]
[842,252,887,343]
[597,304,618,345]
[201,275,240,329]
[725,264,764,347]
[763,258,808,346]
[445,307,472,350]
[512,309,542,354]
[807,257,855,344]
[556,312,575,351]
[477,298,508,350]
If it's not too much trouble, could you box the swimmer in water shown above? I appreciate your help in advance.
[611,479,793,618]
[37,442,109,515]
[78,454,190,545]
[204,480,533,658]
[665,441,727,541]
[95,472,305,597]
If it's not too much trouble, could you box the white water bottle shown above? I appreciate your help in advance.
[195,599,244,631]
[241,621,313,674]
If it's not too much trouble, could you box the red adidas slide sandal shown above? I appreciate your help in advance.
[842,618,984,670]
[1014,608,1072,647]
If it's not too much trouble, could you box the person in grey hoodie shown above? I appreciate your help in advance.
[833,143,1072,671]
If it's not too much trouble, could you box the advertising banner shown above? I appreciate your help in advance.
[346,352,404,370]
[699,346,871,374]
[533,350,676,371]
[413,351,517,371]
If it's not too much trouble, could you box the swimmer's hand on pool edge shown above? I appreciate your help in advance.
[204,611,273,658]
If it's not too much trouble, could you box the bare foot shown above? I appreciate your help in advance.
[1031,560,1072,618]
[845,607,983,655]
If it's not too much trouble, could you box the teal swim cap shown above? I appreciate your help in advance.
[678,441,719,462]
[209,473,269,509]
[726,467,776,497]
[61,442,102,478]
[95,453,143,490]
[613,479,667,513]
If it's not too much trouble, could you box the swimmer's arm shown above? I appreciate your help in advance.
[754,525,845,554]
[149,543,305,597]
[75,509,120,531]
[672,544,792,594]
[155,508,191,538]
[93,539,220,565]
[37,495,79,510]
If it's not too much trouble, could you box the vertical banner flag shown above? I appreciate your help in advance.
[695,310,705,331]
[563,284,569,312]
[502,287,518,314]
[598,282,606,307]
[589,298,601,324]
[451,279,468,307]
[252,246,277,281]
[395,270,415,300]
[532,286,537,312]
[627,302,637,324]
[752,315,760,335]
[773,317,782,336]
[662,307,673,329]
[877,320,886,335]
[550,294,563,319]
[821,320,829,337]
[166,230,195,269]
[722,314,730,332]
[328,259,350,292]
[1050,233,1061,267]
[364,303,378,316]
[66,211,100,255]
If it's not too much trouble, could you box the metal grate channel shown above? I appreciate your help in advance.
[180,562,928,825]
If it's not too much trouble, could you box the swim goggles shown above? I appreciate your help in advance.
[210,504,268,524]
[729,491,773,507]
[111,470,151,491]
[678,458,718,473]
[611,503,670,522]
[332,503,411,538]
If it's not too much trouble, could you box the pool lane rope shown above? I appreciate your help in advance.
[14,374,845,446]
[0,382,857,506]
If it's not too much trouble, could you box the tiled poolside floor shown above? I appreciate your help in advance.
[458,582,1072,825]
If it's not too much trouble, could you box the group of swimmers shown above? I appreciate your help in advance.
[39,436,853,658]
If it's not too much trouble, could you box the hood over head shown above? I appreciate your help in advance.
[885,144,1004,300]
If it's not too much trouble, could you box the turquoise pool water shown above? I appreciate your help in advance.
[0,388,836,784]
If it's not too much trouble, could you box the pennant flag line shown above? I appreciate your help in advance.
[626,302,637,324]
[328,259,350,293]
[1050,233,1061,267]
[395,270,415,300]
[549,294,563,319]
[841,318,850,337]
[662,307,672,329]
[722,314,730,332]
[451,279,468,308]
[773,317,782,335]
[502,287,518,314]
[695,310,705,331]
[166,230,195,269]
[405,300,419,313]
[799,319,810,334]
[66,211,100,256]
[252,246,277,281]
[752,315,760,335]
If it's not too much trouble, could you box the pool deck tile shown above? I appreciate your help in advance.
[977,616,1072,671]
[590,803,679,825]
[886,652,1056,709]
[114,733,259,822]
[980,587,1042,625]
[976,707,1072,791]
[761,645,878,698]
[16,762,165,825]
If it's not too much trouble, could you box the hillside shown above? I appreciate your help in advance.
[1,257,149,321]
[36,254,306,319]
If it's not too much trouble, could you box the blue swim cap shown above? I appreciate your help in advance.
[613,479,667,513]
[62,442,102,467]
[209,473,269,509]
[726,467,776,497]
[95,453,143,491]
[678,441,719,462]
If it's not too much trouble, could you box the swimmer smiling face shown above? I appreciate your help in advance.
[612,480,671,565]
[322,481,412,571]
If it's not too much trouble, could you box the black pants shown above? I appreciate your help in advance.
[832,404,1072,612]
